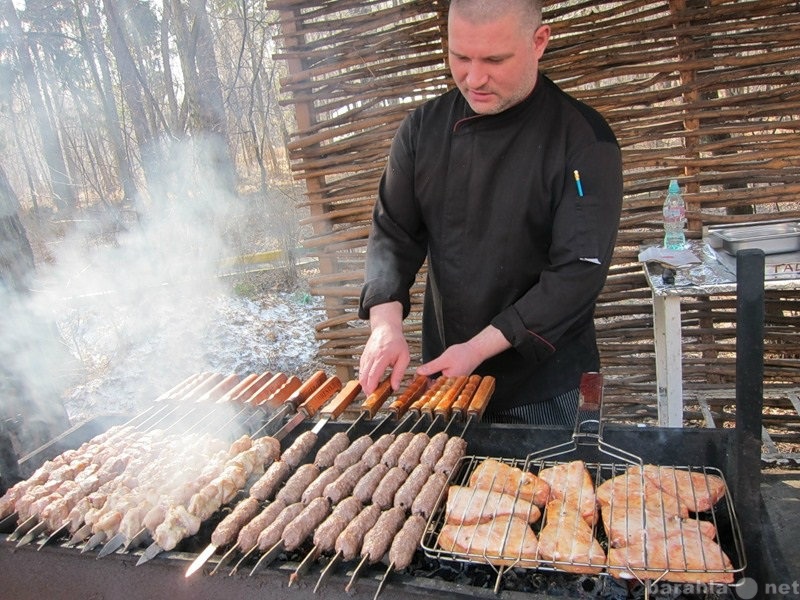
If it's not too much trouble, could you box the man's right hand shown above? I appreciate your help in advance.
[359,301,409,395]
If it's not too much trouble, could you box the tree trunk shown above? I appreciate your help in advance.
[78,0,139,205]
[1,0,76,212]
[169,0,237,194]
[101,0,161,196]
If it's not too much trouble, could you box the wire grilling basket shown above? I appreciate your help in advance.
[420,374,746,595]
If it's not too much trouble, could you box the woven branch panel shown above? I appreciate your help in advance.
[268,0,800,422]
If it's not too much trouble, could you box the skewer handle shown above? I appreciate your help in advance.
[258,374,297,407]
[445,374,481,418]
[217,372,261,403]
[155,372,206,402]
[431,375,469,418]
[300,375,343,417]
[466,376,495,420]
[197,373,241,403]
[283,370,327,410]
[409,376,448,415]
[321,379,362,419]
[386,375,427,418]
[360,377,393,418]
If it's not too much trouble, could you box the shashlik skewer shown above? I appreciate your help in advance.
[373,515,429,600]
[148,375,349,571]
[185,379,366,577]
[345,506,407,593]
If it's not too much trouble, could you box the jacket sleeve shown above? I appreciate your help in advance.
[359,114,429,320]
[490,141,623,362]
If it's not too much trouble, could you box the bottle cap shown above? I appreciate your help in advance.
[668,179,680,194]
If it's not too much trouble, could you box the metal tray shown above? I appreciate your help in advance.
[707,220,800,255]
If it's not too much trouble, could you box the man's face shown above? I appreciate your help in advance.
[448,9,550,115]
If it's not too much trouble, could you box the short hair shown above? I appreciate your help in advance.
[449,0,543,31]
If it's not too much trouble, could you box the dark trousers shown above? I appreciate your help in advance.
[483,388,580,427]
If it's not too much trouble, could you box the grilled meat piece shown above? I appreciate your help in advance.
[411,472,448,519]
[537,460,597,525]
[335,504,381,561]
[469,459,550,506]
[418,432,449,469]
[281,432,318,469]
[236,499,287,553]
[373,467,408,510]
[256,502,304,552]
[361,506,406,563]
[381,432,415,469]
[437,515,539,567]
[394,464,432,510]
[537,499,605,574]
[388,515,427,570]
[313,433,350,469]
[353,463,389,505]
[324,460,370,504]
[276,464,320,505]
[433,437,467,476]
[154,505,201,551]
[282,496,331,551]
[635,465,726,513]
[250,461,292,502]
[313,496,362,552]
[362,434,395,468]
[301,466,342,505]
[445,485,542,526]
[607,525,734,583]
[397,433,430,474]
[211,497,261,547]
[333,435,374,470]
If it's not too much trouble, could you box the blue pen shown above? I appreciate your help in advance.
[573,170,584,197]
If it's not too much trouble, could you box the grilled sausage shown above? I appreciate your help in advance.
[333,435,374,470]
[281,496,331,551]
[393,463,432,510]
[382,431,415,468]
[313,432,350,469]
[280,431,318,468]
[362,433,395,468]
[237,499,287,552]
[433,437,467,476]
[256,502,304,551]
[324,460,370,504]
[274,463,320,505]
[335,504,381,561]
[352,463,389,505]
[211,497,260,547]
[250,461,292,501]
[361,506,406,563]
[397,432,430,473]
[313,496,362,552]
[301,466,342,505]
[388,515,427,570]
[411,472,448,519]
[419,432,449,469]
[372,466,408,509]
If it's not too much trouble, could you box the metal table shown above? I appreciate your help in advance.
[641,239,800,427]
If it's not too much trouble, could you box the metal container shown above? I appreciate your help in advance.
[707,220,800,255]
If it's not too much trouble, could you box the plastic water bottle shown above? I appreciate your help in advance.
[662,179,686,250]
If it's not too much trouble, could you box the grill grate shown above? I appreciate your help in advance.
[421,454,746,591]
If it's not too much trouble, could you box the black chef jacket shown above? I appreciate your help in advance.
[359,74,623,413]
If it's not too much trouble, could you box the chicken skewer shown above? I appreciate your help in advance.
[136,377,342,567]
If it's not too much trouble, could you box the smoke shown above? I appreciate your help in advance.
[0,137,247,446]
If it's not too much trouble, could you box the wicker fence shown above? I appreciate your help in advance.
[268,0,800,426]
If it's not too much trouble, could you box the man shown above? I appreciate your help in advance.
[358,0,623,425]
